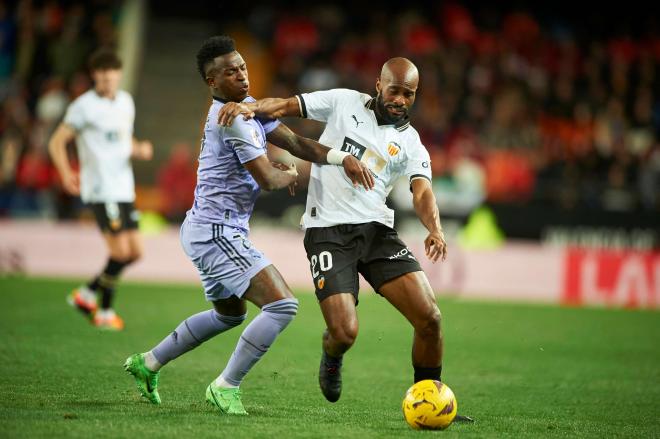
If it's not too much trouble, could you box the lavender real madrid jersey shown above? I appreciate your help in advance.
[186,96,280,231]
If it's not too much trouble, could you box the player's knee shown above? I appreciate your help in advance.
[110,248,132,263]
[329,321,358,349]
[128,249,142,264]
[416,306,442,340]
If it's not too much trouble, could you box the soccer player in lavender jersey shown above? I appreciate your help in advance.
[219,58,471,422]
[124,36,373,415]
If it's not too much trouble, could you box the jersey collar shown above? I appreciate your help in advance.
[212,95,252,104]
[365,98,411,132]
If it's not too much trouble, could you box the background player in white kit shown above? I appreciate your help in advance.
[49,49,153,330]
[218,57,459,405]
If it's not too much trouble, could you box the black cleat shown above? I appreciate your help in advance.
[319,351,342,402]
[454,414,475,423]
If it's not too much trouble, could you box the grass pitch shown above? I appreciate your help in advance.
[0,276,658,438]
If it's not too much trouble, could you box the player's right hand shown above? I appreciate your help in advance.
[218,102,255,126]
[61,172,80,196]
[425,230,447,263]
[342,155,375,190]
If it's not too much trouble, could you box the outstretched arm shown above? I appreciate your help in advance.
[218,97,300,126]
[266,124,374,190]
[411,178,447,262]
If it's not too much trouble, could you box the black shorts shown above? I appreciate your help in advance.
[89,202,140,234]
[303,222,422,303]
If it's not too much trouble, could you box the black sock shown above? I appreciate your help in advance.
[322,351,343,367]
[96,258,131,309]
[100,287,114,309]
[87,276,101,292]
[414,366,442,383]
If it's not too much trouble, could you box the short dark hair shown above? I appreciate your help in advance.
[196,35,236,80]
[88,48,122,71]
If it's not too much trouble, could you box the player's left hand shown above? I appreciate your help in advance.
[272,161,298,196]
[424,230,447,263]
[271,161,288,171]
[218,102,255,126]
[342,155,375,190]
[285,162,298,196]
[134,140,153,160]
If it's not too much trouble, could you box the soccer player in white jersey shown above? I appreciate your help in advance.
[49,49,153,331]
[219,58,456,404]
[122,36,373,414]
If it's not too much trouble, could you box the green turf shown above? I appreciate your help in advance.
[0,276,658,438]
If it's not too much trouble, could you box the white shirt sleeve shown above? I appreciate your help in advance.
[297,88,359,123]
[63,99,86,131]
[405,141,432,186]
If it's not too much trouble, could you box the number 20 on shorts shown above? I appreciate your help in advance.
[310,251,333,278]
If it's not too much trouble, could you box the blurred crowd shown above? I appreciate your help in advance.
[0,0,199,221]
[1,1,659,224]
[0,0,122,217]
[247,3,660,214]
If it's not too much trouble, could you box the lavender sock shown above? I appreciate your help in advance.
[151,309,246,366]
[219,298,298,386]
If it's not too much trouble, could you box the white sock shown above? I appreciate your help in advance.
[143,351,162,372]
[214,375,238,389]
[96,309,115,319]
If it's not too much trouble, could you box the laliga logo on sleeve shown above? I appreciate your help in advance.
[250,128,261,146]
[317,275,325,289]
[387,141,401,157]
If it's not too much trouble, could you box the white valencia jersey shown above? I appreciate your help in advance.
[63,89,135,203]
[298,88,432,228]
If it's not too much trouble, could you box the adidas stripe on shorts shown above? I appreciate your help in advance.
[180,218,271,301]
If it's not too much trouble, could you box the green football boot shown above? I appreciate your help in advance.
[205,382,248,415]
[124,353,161,405]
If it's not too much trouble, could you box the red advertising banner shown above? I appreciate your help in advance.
[563,248,660,309]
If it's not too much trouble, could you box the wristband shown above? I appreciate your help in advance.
[327,149,350,165]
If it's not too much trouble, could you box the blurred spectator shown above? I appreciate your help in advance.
[13,0,36,82]
[35,75,68,134]
[638,144,660,210]
[298,58,339,92]
[0,135,20,215]
[48,4,90,81]
[0,1,16,80]
[157,142,196,223]
[12,143,54,216]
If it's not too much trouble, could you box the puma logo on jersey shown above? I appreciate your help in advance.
[351,115,364,128]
